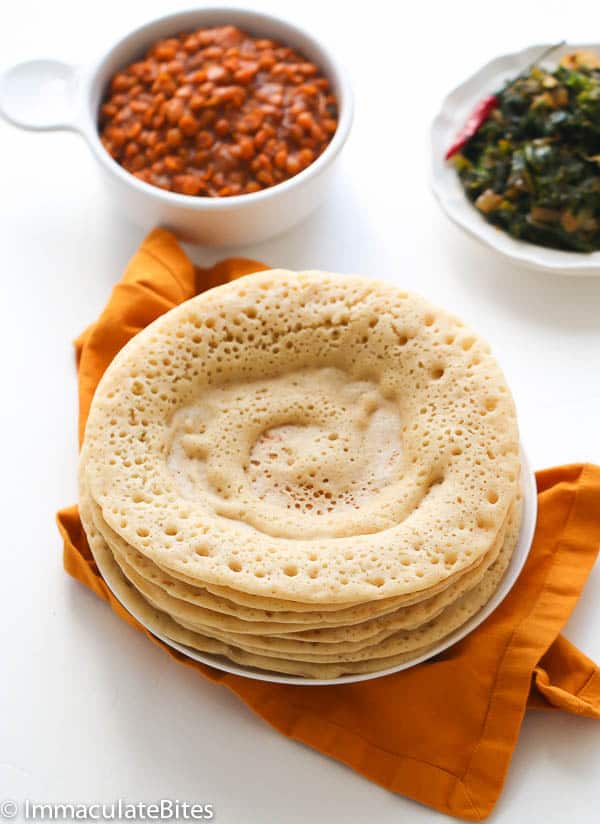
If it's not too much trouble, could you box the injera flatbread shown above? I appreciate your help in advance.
[112,498,521,661]
[90,486,513,645]
[81,498,521,678]
[85,480,512,638]
[81,270,520,604]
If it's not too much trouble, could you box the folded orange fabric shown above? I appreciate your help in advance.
[57,229,600,821]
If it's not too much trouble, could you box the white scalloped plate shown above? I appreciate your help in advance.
[94,448,537,686]
[431,42,600,276]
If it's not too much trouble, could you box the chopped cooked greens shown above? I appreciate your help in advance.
[455,50,600,252]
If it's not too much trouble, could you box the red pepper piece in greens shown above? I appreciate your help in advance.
[445,96,498,159]
[445,42,566,161]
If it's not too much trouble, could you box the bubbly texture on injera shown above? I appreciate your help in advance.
[81,271,520,604]
[80,498,521,678]
[79,270,522,677]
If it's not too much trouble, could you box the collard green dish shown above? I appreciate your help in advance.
[453,51,600,252]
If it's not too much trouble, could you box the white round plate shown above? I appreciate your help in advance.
[94,448,537,686]
[431,43,600,276]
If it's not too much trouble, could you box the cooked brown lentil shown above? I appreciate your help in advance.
[98,25,339,197]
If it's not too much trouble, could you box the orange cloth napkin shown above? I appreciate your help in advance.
[57,229,600,821]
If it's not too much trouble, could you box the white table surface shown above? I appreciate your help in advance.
[2,1,600,821]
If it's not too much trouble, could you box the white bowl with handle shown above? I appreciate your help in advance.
[0,7,353,246]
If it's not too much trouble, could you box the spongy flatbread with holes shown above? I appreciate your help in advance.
[84,478,510,634]
[102,498,520,661]
[81,270,520,605]
[87,481,512,644]
[81,494,520,678]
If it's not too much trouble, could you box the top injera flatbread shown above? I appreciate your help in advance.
[81,270,520,604]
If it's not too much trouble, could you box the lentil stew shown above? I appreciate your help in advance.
[99,25,339,197]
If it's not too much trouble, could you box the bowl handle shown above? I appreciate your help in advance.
[0,59,85,132]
